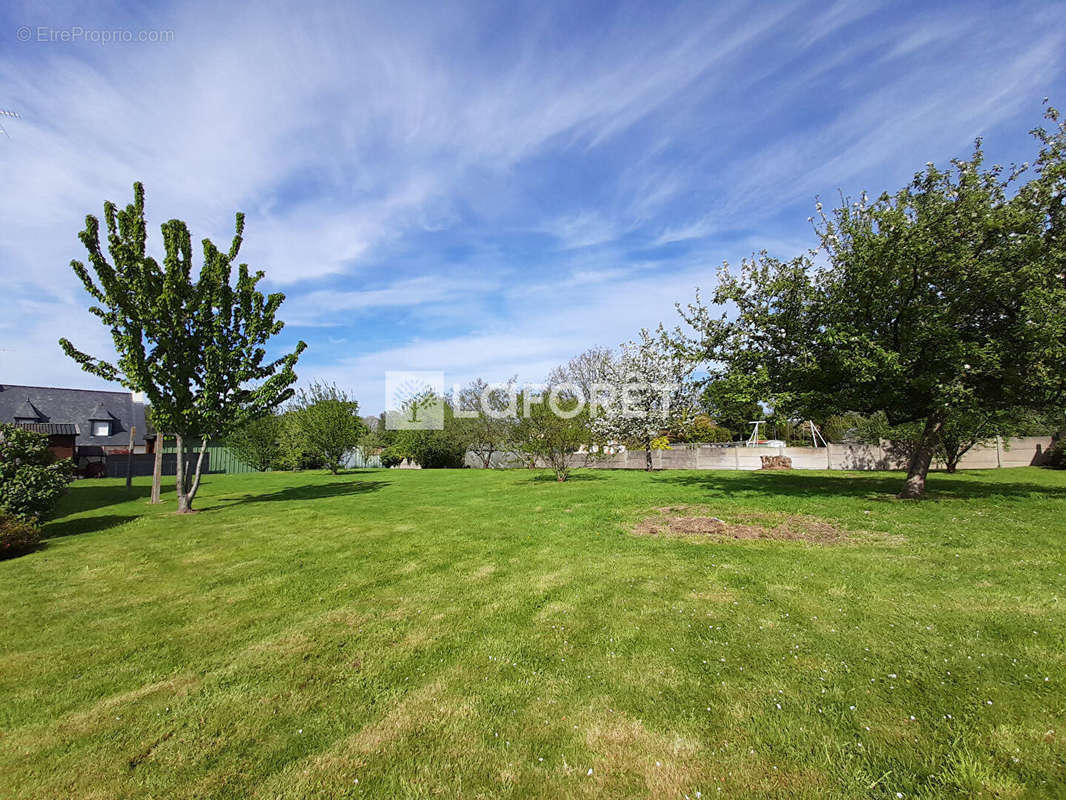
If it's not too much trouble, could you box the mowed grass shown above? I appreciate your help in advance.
[1,467,1065,799]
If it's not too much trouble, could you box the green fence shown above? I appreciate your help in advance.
[161,441,256,474]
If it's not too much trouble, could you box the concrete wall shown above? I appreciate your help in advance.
[463,436,1056,471]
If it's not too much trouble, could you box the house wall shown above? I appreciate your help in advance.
[47,435,76,462]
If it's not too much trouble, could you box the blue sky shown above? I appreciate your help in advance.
[2,0,1065,412]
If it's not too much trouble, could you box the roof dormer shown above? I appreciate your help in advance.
[87,402,116,437]
[13,398,43,423]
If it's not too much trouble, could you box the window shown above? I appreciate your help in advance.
[92,420,111,437]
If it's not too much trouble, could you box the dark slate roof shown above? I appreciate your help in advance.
[0,384,147,447]
[16,422,78,436]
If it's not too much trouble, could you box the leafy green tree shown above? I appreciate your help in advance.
[0,424,74,522]
[935,411,1007,473]
[676,107,1066,498]
[225,414,282,471]
[513,391,598,481]
[1050,436,1066,469]
[292,382,366,474]
[275,409,311,471]
[821,412,872,444]
[389,399,470,468]
[451,378,517,468]
[358,414,401,467]
[60,183,305,512]
[671,414,733,443]
[698,374,763,440]
[547,347,615,403]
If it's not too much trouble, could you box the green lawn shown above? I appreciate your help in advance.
[2,467,1065,799]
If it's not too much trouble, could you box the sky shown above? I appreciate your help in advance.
[2,0,1065,413]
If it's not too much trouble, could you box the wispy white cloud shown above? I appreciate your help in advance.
[1,0,1064,402]
[285,275,499,326]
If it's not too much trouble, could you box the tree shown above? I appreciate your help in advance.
[934,411,1003,473]
[512,390,598,481]
[671,413,733,443]
[59,183,306,511]
[225,414,282,471]
[0,424,74,522]
[675,106,1066,498]
[292,382,366,474]
[451,378,517,468]
[595,329,696,470]
[385,395,470,468]
[891,407,1058,473]
[547,347,615,403]
[392,427,468,469]
[275,409,311,471]
[698,373,764,440]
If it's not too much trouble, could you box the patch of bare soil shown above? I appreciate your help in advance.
[636,507,856,544]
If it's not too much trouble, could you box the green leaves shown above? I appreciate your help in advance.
[288,382,366,474]
[61,183,307,510]
[675,105,1066,497]
[0,424,74,523]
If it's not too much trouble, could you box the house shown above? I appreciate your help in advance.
[0,383,148,466]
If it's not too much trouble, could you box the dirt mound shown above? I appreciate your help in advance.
[635,508,852,543]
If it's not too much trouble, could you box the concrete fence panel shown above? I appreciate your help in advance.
[460,436,1057,472]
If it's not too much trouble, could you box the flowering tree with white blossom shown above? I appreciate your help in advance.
[594,328,696,470]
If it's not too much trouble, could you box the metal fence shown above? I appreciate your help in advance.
[342,447,383,469]
[104,452,211,478]
[160,442,255,474]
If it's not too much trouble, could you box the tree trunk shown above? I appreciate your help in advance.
[150,435,163,503]
[174,435,208,513]
[897,416,944,499]
[174,434,189,512]
[644,437,653,471]
[125,425,136,490]
[185,437,208,507]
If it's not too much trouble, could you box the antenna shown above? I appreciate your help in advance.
[0,109,21,139]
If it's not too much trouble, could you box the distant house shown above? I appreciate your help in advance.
[0,383,148,466]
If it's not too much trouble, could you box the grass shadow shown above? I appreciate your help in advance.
[211,479,391,508]
[653,470,1066,500]
[56,482,162,514]
[42,514,140,539]
[522,471,608,483]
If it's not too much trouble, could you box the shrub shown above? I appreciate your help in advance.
[671,414,732,443]
[0,423,74,522]
[225,414,282,471]
[0,512,41,559]
[290,383,367,474]
[512,392,597,481]
[380,445,405,468]
[1049,437,1065,469]
[392,428,467,469]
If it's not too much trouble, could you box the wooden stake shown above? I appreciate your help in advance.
[126,425,136,489]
